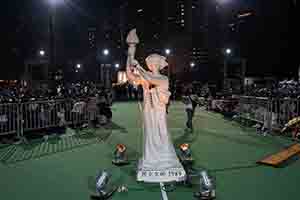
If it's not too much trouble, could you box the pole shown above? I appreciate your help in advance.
[49,5,56,78]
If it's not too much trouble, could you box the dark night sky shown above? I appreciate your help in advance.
[2,0,298,79]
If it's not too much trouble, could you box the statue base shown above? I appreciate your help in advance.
[137,160,186,183]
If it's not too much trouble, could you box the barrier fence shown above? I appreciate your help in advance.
[237,96,300,131]
[0,99,94,139]
[1,97,299,139]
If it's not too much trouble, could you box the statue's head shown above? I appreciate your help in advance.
[145,54,168,72]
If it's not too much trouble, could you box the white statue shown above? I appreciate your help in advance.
[126,29,186,183]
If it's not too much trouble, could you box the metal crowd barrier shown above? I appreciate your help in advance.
[270,98,300,129]
[237,96,300,131]
[0,99,96,139]
[0,103,19,137]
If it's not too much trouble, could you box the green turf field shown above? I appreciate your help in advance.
[0,102,299,200]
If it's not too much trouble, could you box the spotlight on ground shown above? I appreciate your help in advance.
[194,171,216,200]
[112,144,129,166]
[90,170,117,200]
[179,143,195,176]
[179,143,193,161]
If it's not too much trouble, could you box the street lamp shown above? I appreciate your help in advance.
[48,0,63,80]
[39,50,45,56]
[103,49,109,56]
[165,49,171,55]
[190,62,195,68]
[225,48,232,55]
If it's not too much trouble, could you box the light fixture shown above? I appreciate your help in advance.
[90,170,117,200]
[112,144,129,166]
[190,62,195,68]
[103,49,109,56]
[165,49,171,55]
[115,63,120,68]
[96,171,110,195]
[76,64,81,69]
[225,48,232,55]
[179,143,196,186]
[39,50,45,56]
[194,171,216,200]
[179,143,192,160]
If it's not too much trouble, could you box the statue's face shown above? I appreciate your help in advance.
[146,61,157,72]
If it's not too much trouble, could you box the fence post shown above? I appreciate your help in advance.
[16,101,25,143]
[16,102,21,139]
[266,98,272,132]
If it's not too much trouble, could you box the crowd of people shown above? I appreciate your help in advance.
[245,79,300,98]
[0,81,114,137]
[0,81,108,103]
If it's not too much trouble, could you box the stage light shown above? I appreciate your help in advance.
[90,170,118,200]
[179,143,194,175]
[96,170,110,195]
[180,143,192,158]
[112,144,129,166]
[194,171,216,200]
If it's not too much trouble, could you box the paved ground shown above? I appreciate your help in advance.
[0,102,299,200]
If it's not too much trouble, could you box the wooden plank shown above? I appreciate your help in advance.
[258,144,300,166]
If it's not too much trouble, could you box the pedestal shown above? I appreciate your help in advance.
[137,160,186,183]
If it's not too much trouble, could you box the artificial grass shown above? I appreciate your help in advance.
[0,102,299,200]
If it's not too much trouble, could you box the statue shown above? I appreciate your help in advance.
[126,29,186,183]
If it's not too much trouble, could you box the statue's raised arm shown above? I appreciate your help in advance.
[126,29,141,84]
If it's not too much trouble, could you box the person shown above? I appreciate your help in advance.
[182,95,194,132]
[126,53,186,183]
[182,87,198,132]
[97,90,112,125]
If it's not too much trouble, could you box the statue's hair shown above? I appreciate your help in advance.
[145,54,168,70]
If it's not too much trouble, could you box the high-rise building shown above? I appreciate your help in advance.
[88,27,97,50]
[165,0,200,35]
[123,0,209,79]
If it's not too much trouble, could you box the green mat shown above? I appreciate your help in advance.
[0,102,299,200]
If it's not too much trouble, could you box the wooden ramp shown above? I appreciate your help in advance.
[257,143,300,167]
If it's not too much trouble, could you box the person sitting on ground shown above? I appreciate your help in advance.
[97,90,112,125]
